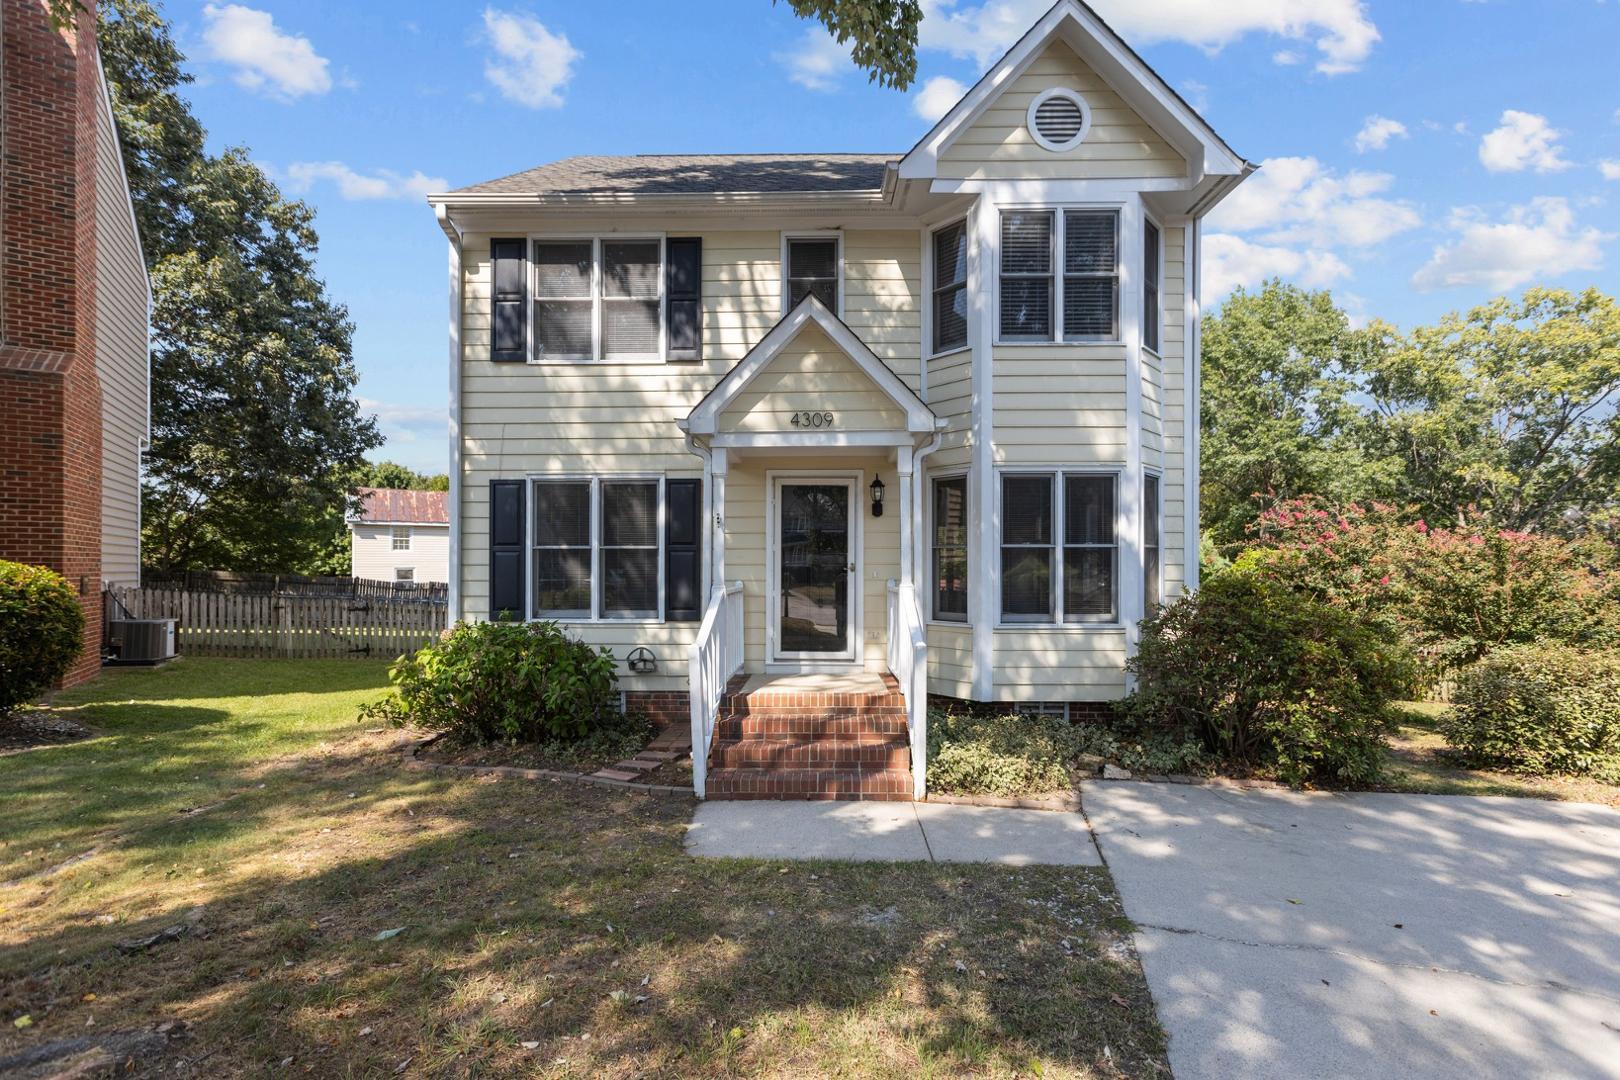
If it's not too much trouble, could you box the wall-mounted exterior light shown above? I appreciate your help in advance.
[870,477,886,517]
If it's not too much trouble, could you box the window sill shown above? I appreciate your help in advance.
[527,355,667,366]
[926,619,971,630]
[928,344,971,362]
[994,623,1125,632]
[530,617,667,626]
[1142,345,1162,361]
[992,340,1126,349]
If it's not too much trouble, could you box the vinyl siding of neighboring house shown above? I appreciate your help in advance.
[350,523,450,583]
[93,60,150,587]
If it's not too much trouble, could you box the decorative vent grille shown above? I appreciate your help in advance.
[1027,89,1089,151]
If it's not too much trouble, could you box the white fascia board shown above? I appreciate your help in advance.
[684,295,937,436]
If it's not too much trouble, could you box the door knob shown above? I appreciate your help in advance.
[847,563,856,572]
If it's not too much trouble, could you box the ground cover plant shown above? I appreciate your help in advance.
[1,658,1168,1077]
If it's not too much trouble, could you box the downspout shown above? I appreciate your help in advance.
[436,203,464,621]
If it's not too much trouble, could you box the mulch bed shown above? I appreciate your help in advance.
[0,710,95,755]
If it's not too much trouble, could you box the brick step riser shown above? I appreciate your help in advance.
[719,705,906,718]
[714,719,910,739]
[710,743,911,770]
[705,767,915,800]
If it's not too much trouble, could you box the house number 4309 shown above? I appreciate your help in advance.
[790,411,835,428]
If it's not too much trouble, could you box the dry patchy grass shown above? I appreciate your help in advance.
[1,659,1166,1078]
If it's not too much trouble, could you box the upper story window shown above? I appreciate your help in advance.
[1143,219,1161,354]
[931,220,968,354]
[998,210,1118,344]
[784,235,840,313]
[391,526,411,551]
[533,238,663,362]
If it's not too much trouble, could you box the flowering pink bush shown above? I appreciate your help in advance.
[1239,498,1620,686]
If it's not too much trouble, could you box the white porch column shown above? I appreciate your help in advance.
[1120,197,1146,676]
[710,447,728,592]
[896,451,914,591]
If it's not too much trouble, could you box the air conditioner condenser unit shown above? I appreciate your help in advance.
[108,618,177,663]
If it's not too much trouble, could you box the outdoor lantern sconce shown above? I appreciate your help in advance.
[626,647,657,674]
[870,476,886,517]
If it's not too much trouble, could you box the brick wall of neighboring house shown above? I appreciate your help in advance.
[0,0,105,686]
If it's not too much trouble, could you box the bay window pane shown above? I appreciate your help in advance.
[1064,475,1114,545]
[935,285,968,351]
[1063,547,1115,620]
[1002,476,1052,545]
[1000,278,1052,339]
[934,221,967,286]
[1063,276,1116,339]
[1063,212,1115,274]
[1001,212,1052,273]
[1001,549,1052,618]
[932,476,968,621]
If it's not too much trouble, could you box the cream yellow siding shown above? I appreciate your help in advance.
[718,324,907,434]
[93,67,150,587]
[992,352,1126,467]
[1158,225,1189,599]
[992,628,1128,700]
[926,622,973,698]
[938,42,1186,181]
[350,524,450,583]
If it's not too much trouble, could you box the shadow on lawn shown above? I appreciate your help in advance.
[2,744,1162,1076]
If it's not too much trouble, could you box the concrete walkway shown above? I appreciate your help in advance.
[1085,782,1620,1080]
[686,800,1101,866]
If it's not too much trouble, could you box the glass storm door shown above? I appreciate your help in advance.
[774,480,856,662]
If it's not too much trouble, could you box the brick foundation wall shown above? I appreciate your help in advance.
[926,694,1123,725]
[625,690,690,729]
[0,0,105,686]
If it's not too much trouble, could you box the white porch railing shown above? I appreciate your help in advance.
[689,580,744,799]
[887,580,929,799]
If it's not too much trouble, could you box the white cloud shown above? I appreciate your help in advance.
[1478,110,1571,173]
[480,8,580,109]
[776,28,853,92]
[1204,233,1351,299]
[1210,156,1421,248]
[201,4,331,99]
[1411,197,1610,292]
[358,399,448,461]
[1354,115,1407,153]
[1600,160,1620,181]
[1271,49,1302,66]
[285,162,448,201]
[918,0,1379,74]
[913,75,967,120]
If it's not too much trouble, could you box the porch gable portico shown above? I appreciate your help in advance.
[680,295,944,798]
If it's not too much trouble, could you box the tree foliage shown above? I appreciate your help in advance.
[101,0,380,575]
[1203,281,1620,544]
[780,0,921,89]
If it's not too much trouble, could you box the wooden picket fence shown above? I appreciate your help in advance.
[107,583,446,660]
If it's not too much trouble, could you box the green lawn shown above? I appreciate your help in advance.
[1,658,1166,1078]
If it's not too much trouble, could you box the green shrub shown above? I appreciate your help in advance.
[1442,645,1620,781]
[1126,568,1416,787]
[363,620,620,742]
[0,560,85,715]
[1071,723,1210,777]
[926,710,1081,796]
[1243,499,1620,686]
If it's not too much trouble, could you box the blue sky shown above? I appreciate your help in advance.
[167,0,1620,474]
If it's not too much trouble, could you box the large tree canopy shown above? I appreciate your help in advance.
[1202,281,1620,545]
[781,0,922,89]
[101,0,381,574]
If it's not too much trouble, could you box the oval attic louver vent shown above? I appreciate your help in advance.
[1027,88,1090,151]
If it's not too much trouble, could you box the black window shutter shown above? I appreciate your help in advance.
[491,239,527,362]
[489,479,526,620]
[664,478,703,621]
[666,237,702,362]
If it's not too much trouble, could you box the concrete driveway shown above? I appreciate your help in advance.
[1085,783,1620,1080]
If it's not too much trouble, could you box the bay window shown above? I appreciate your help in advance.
[532,477,663,620]
[931,476,968,621]
[1144,472,1161,612]
[998,209,1119,343]
[1000,472,1119,623]
[1143,219,1161,353]
[532,238,663,361]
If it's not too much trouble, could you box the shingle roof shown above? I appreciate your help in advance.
[450,154,897,196]
[352,487,449,525]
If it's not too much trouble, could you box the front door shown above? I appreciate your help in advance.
[771,479,857,664]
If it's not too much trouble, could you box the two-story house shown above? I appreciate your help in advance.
[427,0,1251,800]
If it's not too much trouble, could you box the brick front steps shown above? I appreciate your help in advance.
[706,674,914,801]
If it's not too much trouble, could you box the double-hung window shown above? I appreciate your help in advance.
[998,209,1119,343]
[1142,219,1161,353]
[533,238,663,361]
[931,220,968,353]
[999,472,1119,623]
[390,526,411,551]
[784,236,840,312]
[931,476,968,621]
[532,478,663,620]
